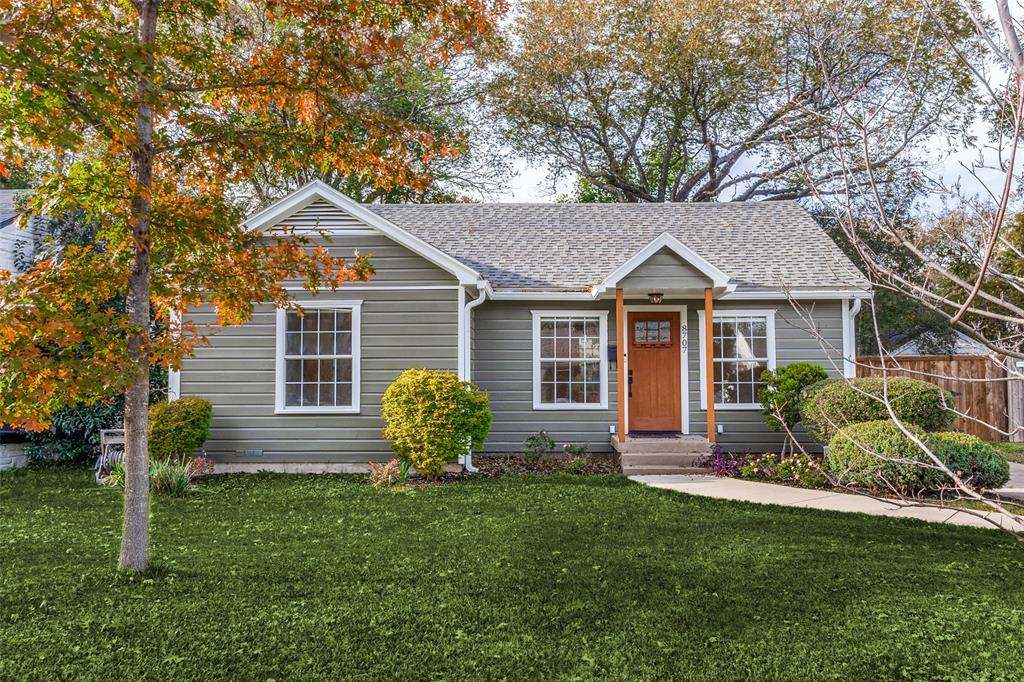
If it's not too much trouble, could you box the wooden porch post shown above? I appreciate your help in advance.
[704,287,716,443]
[616,288,626,441]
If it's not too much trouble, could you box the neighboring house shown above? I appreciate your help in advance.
[892,330,989,356]
[175,181,870,471]
[0,190,35,274]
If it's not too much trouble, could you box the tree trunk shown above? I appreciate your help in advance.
[119,0,158,573]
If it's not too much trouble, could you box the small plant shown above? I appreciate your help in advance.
[523,431,556,463]
[369,459,402,489]
[149,457,192,497]
[380,369,492,478]
[741,453,826,489]
[105,460,127,489]
[563,443,587,458]
[148,396,213,460]
[398,458,412,484]
[701,444,746,477]
[561,443,588,473]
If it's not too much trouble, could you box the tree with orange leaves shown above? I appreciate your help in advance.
[0,0,501,571]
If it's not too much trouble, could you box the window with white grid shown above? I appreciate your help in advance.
[276,304,360,413]
[532,311,608,409]
[710,313,773,406]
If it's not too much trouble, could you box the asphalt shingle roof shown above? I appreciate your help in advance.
[367,201,869,292]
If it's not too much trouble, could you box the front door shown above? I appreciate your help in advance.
[627,311,681,432]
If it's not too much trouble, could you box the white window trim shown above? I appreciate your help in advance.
[275,300,362,414]
[531,310,609,411]
[698,308,776,411]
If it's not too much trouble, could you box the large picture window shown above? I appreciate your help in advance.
[532,311,609,410]
[275,302,361,413]
[699,309,776,409]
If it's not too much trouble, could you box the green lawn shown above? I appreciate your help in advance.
[991,440,1024,464]
[2,469,1023,681]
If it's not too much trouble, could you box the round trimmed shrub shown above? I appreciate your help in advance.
[826,420,937,493]
[800,377,955,444]
[929,431,1009,490]
[827,421,1011,492]
[380,369,492,478]
[758,362,829,432]
[148,396,213,460]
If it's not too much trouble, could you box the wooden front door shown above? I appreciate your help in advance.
[627,311,681,432]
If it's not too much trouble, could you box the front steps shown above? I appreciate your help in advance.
[611,435,712,475]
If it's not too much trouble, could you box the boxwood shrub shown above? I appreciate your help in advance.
[381,369,492,478]
[800,377,955,444]
[929,431,1009,490]
[827,421,1010,492]
[148,396,213,460]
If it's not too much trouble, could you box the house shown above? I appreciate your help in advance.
[0,190,34,274]
[174,181,870,472]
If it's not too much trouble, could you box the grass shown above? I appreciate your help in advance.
[2,469,1024,681]
[990,440,1024,464]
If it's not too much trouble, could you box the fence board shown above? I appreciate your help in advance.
[856,355,1007,441]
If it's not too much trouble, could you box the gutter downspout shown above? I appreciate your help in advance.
[459,283,488,473]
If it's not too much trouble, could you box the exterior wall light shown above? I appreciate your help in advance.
[647,292,664,304]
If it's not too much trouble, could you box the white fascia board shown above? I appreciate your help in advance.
[243,180,482,286]
[721,289,872,301]
[595,232,732,294]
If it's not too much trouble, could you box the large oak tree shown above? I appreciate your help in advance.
[485,0,980,202]
[0,0,500,571]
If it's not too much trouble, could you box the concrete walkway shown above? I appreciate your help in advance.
[630,471,1024,532]
[997,462,1024,500]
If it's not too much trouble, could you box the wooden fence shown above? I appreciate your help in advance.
[856,355,1008,440]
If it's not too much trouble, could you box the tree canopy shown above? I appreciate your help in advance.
[485,0,980,202]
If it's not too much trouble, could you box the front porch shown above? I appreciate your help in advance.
[611,433,712,475]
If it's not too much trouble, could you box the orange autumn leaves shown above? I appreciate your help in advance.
[0,0,502,430]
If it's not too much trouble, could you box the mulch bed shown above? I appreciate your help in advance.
[400,455,619,487]
[471,455,618,476]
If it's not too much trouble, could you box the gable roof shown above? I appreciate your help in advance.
[368,201,870,294]
[245,181,482,285]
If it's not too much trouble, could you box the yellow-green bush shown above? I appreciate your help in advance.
[148,396,213,460]
[380,369,492,478]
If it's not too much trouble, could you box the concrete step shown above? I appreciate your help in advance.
[622,465,711,476]
[611,435,711,454]
[620,452,706,467]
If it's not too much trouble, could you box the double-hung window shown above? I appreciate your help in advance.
[532,311,608,409]
[275,302,361,413]
[699,309,776,409]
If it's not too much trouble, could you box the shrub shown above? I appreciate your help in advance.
[150,457,192,497]
[740,453,825,488]
[148,397,213,460]
[523,431,555,463]
[758,362,829,432]
[929,431,1010,490]
[826,420,941,493]
[800,377,955,444]
[380,369,492,478]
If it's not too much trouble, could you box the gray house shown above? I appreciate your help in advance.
[174,181,870,473]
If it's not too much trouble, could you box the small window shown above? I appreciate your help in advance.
[276,303,360,413]
[700,310,775,408]
[633,319,672,346]
[532,311,608,410]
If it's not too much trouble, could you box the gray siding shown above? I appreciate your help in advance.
[686,300,845,453]
[618,247,711,291]
[180,230,460,463]
[472,300,619,453]
[472,297,845,456]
